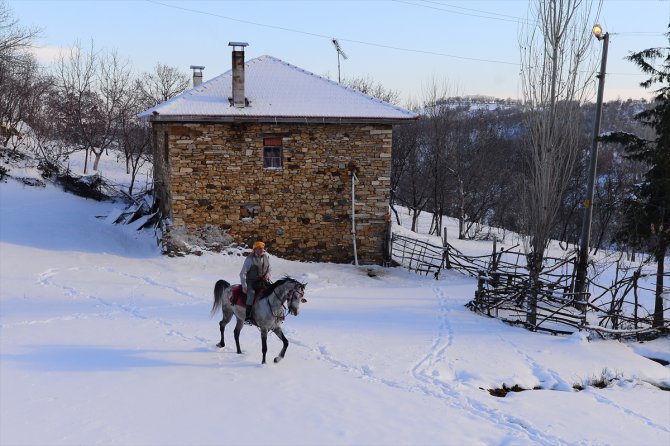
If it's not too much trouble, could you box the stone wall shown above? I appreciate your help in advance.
[152,122,393,264]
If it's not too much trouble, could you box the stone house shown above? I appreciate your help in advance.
[139,44,416,263]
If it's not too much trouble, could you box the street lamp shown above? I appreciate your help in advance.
[575,24,610,297]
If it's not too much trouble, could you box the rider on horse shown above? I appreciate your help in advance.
[240,241,272,324]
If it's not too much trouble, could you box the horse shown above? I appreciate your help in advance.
[210,276,307,364]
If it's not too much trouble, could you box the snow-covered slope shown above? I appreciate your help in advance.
[1,163,669,445]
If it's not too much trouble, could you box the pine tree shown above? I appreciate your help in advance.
[604,25,669,328]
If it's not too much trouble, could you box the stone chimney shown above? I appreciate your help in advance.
[190,65,205,87]
[228,42,248,108]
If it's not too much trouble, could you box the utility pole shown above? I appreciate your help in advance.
[575,24,609,297]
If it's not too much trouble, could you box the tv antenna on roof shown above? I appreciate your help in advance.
[331,38,348,83]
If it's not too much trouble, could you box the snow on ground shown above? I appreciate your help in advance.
[1,159,669,445]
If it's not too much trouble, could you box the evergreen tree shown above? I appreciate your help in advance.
[604,25,669,328]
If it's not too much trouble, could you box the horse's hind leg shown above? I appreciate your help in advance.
[217,308,234,349]
[272,327,289,364]
[216,320,226,348]
[233,317,244,354]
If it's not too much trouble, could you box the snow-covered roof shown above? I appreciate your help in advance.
[139,55,417,124]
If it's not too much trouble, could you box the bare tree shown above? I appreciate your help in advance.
[95,50,132,170]
[53,42,131,173]
[420,78,458,236]
[118,77,151,196]
[391,117,421,224]
[52,42,98,173]
[0,0,43,146]
[137,63,190,109]
[24,86,66,167]
[396,142,430,232]
[0,53,50,146]
[519,0,600,324]
[341,74,401,105]
[0,1,38,64]
[443,109,521,239]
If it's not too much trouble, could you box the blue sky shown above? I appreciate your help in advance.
[9,0,670,104]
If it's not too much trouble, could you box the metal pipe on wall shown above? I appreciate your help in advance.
[351,171,359,266]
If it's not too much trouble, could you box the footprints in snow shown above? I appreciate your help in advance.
[33,266,209,347]
[412,286,457,384]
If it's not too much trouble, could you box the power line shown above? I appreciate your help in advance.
[145,0,521,66]
[406,0,666,35]
[144,0,651,76]
[615,32,667,36]
[397,0,535,25]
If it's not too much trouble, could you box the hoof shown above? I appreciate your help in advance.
[216,343,224,348]
[274,356,283,363]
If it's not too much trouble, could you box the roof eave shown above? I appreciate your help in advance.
[143,114,417,125]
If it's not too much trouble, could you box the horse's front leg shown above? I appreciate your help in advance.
[272,327,289,363]
[261,329,269,364]
[233,317,244,354]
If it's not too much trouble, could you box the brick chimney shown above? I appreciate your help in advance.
[190,65,205,87]
[228,42,248,108]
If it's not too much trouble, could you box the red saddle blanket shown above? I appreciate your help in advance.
[229,285,266,307]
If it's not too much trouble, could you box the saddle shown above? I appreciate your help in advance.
[229,285,268,307]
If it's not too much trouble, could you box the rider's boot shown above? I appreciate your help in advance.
[245,304,253,324]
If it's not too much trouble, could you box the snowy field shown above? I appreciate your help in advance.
[1,152,669,446]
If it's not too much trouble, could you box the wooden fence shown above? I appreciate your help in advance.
[586,265,669,339]
[389,231,668,338]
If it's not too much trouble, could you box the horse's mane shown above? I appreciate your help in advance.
[263,275,305,298]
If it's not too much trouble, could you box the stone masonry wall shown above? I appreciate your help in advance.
[154,122,393,264]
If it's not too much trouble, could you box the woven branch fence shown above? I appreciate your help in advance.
[389,231,668,339]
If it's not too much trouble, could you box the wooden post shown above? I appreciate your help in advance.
[527,276,538,330]
[442,227,451,270]
[491,272,500,288]
[491,237,498,271]
[476,270,484,299]
[383,217,392,267]
[633,269,640,336]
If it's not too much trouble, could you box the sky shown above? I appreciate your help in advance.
[1,146,669,445]
[8,0,670,105]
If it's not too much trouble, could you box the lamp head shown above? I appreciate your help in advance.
[592,24,604,39]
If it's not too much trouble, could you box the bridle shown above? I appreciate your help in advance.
[284,284,304,316]
[265,280,306,325]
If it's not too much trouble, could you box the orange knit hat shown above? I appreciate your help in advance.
[253,241,266,250]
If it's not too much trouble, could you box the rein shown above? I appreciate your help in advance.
[267,286,290,324]
[269,285,302,324]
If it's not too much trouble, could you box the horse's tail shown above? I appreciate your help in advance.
[210,279,231,318]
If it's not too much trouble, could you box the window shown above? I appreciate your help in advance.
[263,137,283,169]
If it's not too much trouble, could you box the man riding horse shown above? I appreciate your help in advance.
[239,241,272,324]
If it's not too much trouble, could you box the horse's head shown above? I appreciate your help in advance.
[286,280,307,316]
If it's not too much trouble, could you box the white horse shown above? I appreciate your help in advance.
[210,277,307,364]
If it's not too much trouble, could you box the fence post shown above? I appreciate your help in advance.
[579,295,587,331]
[476,270,485,311]
[574,255,587,312]
[409,238,417,272]
[383,217,392,267]
[527,277,538,330]
[609,295,619,333]
[490,237,500,288]
[633,269,640,337]
[442,227,451,270]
